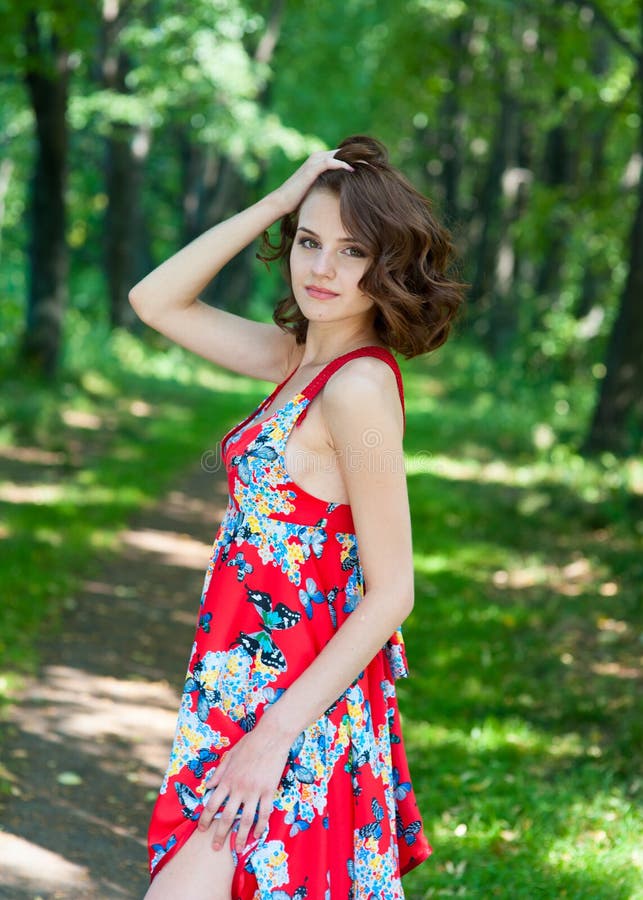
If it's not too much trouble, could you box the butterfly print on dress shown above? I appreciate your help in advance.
[358,797,385,841]
[183,656,222,723]
[227,550,254,581]
[231,585,301,671]
[231,436,278,485]
[298,576,342,627]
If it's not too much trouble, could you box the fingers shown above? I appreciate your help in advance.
[235,791,273,852]
[253,793,272,841]
[210,793,242,851]
[199,785,272,855]
[198,780,228,833]
[234,801,258,853]
[307,149,354,174]
[325,149,354,173]
[200,761,259,851]
[273,148,354,214]
[192,730,285,854]
[198,761,230,832]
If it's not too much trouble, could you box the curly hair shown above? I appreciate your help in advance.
[258,135,468,359]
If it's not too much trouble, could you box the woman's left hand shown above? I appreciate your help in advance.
[198,718,295,854]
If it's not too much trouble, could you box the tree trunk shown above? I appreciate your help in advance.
[582,138,643,454]
[470,77,512,306]
[469,77,517,351]
[0,158,14,249]
[439,22,468,223]
[104,121,150,327]
[19,12,70,378]
[177,131,207,245]
[488,162,531,356]
[201,156,253,312]
[535,119,570,297]
[574,114,610,321]
[582,6,643,455]
[575,33,612,320]
[100,0,150,329]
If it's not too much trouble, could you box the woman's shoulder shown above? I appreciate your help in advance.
[321,350,404,430]
[335,350,400,381]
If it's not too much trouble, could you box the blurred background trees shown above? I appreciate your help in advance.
[1,0,641,454]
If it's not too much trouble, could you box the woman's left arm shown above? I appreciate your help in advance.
[265,356,414,730]
[200,358,414,852]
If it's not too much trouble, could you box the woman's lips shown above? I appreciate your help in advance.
[305,285,339,300]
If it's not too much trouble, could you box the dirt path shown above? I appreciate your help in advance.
[0,460,229,899]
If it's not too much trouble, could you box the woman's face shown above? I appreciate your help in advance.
[289,189,375,327]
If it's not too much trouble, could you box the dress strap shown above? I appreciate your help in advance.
[221,361,302,454]
[297,345,406,433]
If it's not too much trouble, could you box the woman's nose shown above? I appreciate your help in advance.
[311,249,335,277]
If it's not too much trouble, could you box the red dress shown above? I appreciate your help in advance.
[147,345,432,898]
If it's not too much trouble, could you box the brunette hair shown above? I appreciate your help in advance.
[258,135,467,359]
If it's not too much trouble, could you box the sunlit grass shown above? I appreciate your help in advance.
[406,450,642,500]
[398,346,641,899]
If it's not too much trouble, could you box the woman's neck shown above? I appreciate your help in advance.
[299,322,383,366]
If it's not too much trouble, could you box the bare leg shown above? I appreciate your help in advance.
[143,826,235,900]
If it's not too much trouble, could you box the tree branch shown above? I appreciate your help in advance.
[254,0,286,66]
[574,0,640,62]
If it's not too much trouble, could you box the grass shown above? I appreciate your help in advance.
[398,345,642,898]
[0,321,641,898]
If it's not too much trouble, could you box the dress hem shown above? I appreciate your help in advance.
[400,842,433,877]
[149,820,433,888]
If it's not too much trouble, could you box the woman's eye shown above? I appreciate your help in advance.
[296,237,365,257]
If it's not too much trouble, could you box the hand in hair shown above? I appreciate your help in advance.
[272,149,354,216]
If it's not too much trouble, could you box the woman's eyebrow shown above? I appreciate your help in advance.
[297,226,359,244]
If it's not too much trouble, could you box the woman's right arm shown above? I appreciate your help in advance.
[128,151,354,383]
[128,193,296,383]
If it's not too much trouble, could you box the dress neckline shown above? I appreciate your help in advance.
[222,344,402,455]
[260,344,402,425]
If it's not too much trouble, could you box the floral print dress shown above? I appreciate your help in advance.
[147,345,432,898]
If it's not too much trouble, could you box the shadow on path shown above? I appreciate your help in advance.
[0,461,228,899]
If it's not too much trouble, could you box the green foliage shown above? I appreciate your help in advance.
[0,1,97,69]
[2,0,640,377]
[265,0,641,399]
[65,0,320,173]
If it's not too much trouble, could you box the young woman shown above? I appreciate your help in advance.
[129,135,465,900]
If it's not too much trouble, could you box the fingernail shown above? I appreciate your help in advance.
[213,841,221,851]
